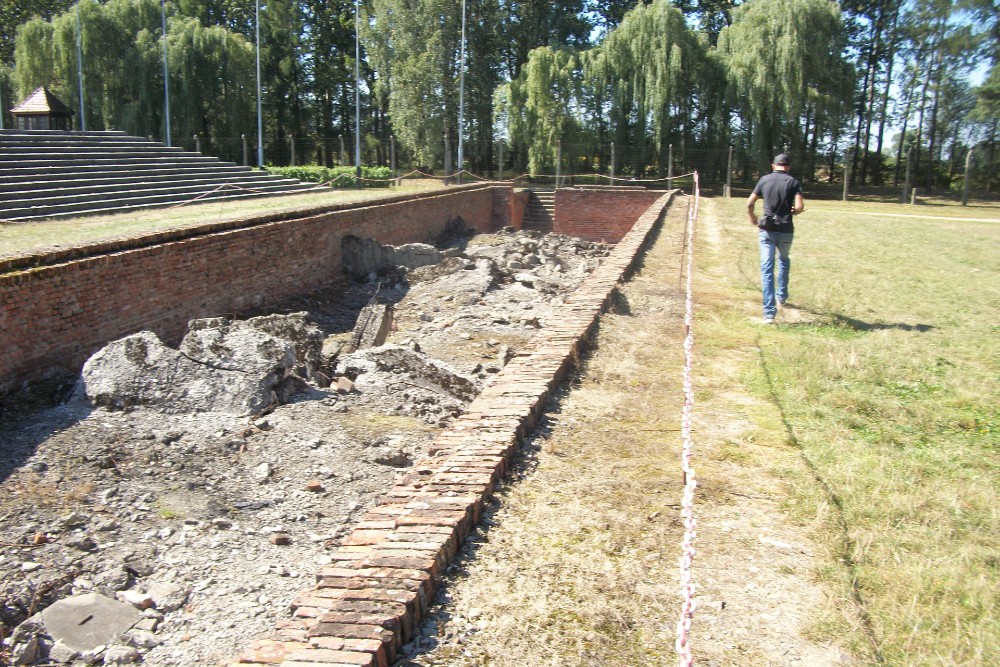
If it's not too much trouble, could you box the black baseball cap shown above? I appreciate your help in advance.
[772,154,790,166]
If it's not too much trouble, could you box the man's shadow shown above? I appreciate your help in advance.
[780,310,934,333]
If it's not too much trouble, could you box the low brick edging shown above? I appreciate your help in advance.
[226,191,677,667]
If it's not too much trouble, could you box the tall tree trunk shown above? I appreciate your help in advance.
[924,49,942,191]
[851,41,873,185]
[873,7,899,186]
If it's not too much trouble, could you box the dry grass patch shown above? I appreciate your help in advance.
[0,182,446,259]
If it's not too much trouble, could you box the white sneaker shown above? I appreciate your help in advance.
[762,317,775,324]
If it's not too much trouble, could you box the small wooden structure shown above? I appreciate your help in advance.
[10,87,74,131]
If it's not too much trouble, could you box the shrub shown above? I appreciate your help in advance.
[265,165,394,188]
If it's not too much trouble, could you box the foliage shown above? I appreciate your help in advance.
[13,0,255,141]
[717,0,852,170]
[265,164,393,187]
[2,0,995,188]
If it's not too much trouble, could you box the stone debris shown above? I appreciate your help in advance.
[349,302,394,351]
[75,313,322,416]
[0,227,611,666]
[3,592,146,665]
[341,235,447,279]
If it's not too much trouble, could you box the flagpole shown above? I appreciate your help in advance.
[76,0,86,131]
[355,0,362,188]
[160,0,171,145]
[255,0,264,168]
[457,0,466,184]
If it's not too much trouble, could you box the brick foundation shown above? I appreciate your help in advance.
[225,191,678,667]
[0,185,511,397]
[554,186,669,243]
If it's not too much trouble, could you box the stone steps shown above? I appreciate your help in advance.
[0,129,316,221]
[521,189,555,233]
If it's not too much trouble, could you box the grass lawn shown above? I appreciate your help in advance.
[0,181,446,259]
[705,195,1000,664]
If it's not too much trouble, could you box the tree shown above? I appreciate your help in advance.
[585,0,702,177]
[499,0,591,79]
[14,0,255,144]
[302,0,357,165]
[970,63,1000,190]
[363,0,463,169]
[717,0,852,172]
[0,0,73,67]
[504,46,581,175]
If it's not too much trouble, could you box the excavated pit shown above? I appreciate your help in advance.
[0,226,615,666]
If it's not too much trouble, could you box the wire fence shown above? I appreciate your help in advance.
[174,134,996,199]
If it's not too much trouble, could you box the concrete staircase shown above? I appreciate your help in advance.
[521,188,554,233]
[0,130,318,221]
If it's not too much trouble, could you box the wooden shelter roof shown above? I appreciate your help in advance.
[11,87,74,116]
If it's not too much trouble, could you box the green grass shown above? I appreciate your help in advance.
[705,195,1000,665]
[0,181,446,260]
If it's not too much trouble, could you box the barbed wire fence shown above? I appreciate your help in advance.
[175,134,995,202]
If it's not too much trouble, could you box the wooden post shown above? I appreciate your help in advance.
[498,140,504,181]
[842,148,851,202]
[725,145,733,198]
[194,134,200,154]
[902,147,912,204]
[961,149,972,206]
[290,135,296,166]
[242,134,248,166]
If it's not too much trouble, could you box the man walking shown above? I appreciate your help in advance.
[746,154,805,323]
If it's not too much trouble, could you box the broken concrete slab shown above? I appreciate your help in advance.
[77,314,322,416]
[342,235,445,279]
[39,592,141,653]
[350,303,394,350]
[336,344,480,402]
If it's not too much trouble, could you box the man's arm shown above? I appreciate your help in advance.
[793,192,805,215]
[746,192,760,226]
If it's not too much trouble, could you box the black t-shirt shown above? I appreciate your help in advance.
[752,171,802,232]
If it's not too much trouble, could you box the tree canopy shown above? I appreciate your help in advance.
[4,0,997,189]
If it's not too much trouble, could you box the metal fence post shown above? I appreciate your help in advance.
[555,140,562,189]
[610,142,615,185]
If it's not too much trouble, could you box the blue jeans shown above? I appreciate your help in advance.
[759,230,793,318]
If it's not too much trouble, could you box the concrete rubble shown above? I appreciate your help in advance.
[0,227,611,666]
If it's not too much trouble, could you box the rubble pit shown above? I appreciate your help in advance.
[0,226,612,666]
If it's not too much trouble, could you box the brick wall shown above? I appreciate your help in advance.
[0,185,512,397]
[554,187,669,243]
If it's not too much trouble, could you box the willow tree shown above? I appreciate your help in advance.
[503,45,582,175]
[717,0,851,172]
[363,0,464,169]
[586,0,701,176]
[14,0,255,143]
